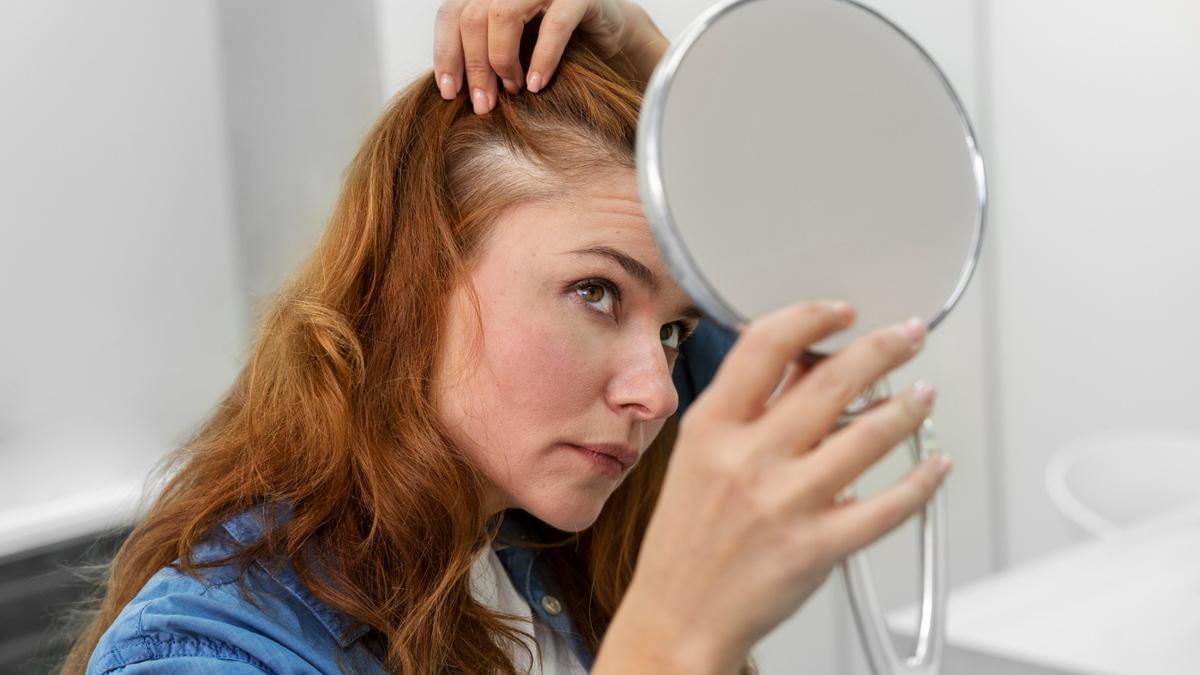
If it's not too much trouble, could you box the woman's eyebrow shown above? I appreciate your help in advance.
[563,245,703,320]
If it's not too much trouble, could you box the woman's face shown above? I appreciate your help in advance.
[434,168,701,532]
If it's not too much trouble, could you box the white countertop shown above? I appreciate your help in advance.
[888,503,1200,675]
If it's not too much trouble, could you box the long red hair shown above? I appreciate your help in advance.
[61,36,754,675]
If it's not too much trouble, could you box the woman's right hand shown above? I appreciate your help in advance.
[596,300,952,674]
[433,0,667,114]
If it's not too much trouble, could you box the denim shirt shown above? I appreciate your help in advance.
[87,508,586,674]
[87,321,736,674]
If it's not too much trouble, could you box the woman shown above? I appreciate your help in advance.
[65,2,950,673]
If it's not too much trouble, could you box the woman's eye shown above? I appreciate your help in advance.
[576,281,615,315]
[574,278,695,351]
[660,323,683,350]
[661,321,698,351]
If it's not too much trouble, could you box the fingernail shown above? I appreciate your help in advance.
[472,88,488,114]
[438,73,456,99]
[910,380,936,405]
[897,317,926,350]
[527,71,542,93]
[930,454,953,475]
[501,77,519,93]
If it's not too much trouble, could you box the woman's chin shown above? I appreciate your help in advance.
[527,498,605,533]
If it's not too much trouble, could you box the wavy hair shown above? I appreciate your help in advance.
[61,32,755,675]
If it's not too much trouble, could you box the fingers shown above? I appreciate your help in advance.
[526,0,588,92]
[488,0,545,93]
[691,301,855,423]
[818,452,951,559]
[765,359,805,407]
[433,1,467,99]
[794,381,935,505]
[438,0,576,111]
[459,0,499,114]
[758,317,927,453]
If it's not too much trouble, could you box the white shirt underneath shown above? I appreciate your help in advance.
[469,543,588,674]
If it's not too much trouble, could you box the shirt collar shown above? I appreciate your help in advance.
[219,506,372,648]
[218,506,543,651]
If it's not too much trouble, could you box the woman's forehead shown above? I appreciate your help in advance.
[491,172,655,257]
[482,185,698,314]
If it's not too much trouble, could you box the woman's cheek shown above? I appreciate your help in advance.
[529,317,599,388]
[488,311,594,406]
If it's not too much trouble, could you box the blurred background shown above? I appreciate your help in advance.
[1,1,1197,673]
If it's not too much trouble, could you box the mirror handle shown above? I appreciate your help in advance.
[837,396,948,674]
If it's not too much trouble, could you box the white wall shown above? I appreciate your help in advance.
[373,3,992,674]
[0,0,381,557]
[216,0,381,320]
[0,1,246,552]
[987,0,1200,566]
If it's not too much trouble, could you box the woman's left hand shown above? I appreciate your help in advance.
[433,0,666,114]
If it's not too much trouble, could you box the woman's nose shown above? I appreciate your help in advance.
[606,337,679,421]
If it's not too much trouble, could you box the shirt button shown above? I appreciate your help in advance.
[540,594,563,616]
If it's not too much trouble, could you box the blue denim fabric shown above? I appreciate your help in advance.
[492,518,595,670]
[87,320,736,674]
[88,508,386,674]
[86,510,602,674]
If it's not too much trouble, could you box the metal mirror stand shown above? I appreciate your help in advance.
[835,377,947,675]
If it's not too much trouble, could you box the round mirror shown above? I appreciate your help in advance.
[640,1,986,672]
[638,0,986,354]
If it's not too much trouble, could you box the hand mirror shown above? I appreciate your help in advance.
[636,0,987,673]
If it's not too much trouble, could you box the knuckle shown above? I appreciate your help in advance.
[918,466,943,494]
[784,301,837,335]
[891,482,925,523]
[704,456,750,507]
[869,327,896,355]
[433,44,461,62]
[899,392,928,422]
[745,323,792,359]
[878,497,910,531]
[540,12,576,35]
[459,3,489,28]
[489,0,521,20]
[488,49,517,73]
[463,73,492,89]
[856,414,894,451]
[463,63,493,80]
[743,483,780,523]
[808,364,858,404]
[788,469,827,513]
[807,300,843,326]
[436,2,465,23]
[708,442,745,479]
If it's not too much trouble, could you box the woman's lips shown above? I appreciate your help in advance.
[565,444,631,479]
[571,442,638,468]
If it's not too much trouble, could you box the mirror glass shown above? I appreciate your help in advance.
[638,0,986,353]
